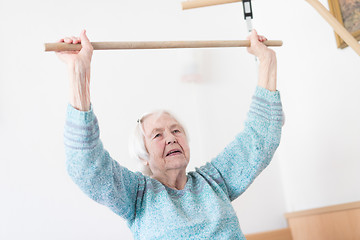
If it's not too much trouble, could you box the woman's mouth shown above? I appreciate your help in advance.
[166,149,182,157]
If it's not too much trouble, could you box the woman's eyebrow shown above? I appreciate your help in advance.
[151,128,163,136]
[170,124,183,130]
[149,124,182,136]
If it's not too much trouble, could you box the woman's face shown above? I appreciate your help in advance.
[142,113,190,176]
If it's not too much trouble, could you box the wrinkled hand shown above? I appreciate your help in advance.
[247,29,276,62]
[247,29,277,92]
[56,29,93,69]
[56,30,93,111]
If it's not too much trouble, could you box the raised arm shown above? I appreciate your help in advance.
[57,30,143,223]
[199,30,283,201]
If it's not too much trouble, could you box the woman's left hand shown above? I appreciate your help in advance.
[246,29,276,62]
[247,29,277,92]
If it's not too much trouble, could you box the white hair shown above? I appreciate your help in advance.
[128,110,188,176]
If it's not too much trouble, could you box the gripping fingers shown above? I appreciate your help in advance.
[63,37,74,44]
[60,37,80,44]
[55,31,92,57]
[71,36,81,44]
[55,37,80,54]
[258,35,268,42]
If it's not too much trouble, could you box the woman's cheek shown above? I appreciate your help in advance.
[157,142,165,155]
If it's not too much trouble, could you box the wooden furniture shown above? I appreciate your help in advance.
[245,228,293,240]
[285,201,360,240]
[305,0,360,56]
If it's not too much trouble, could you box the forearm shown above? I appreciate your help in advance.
[257,52,277,92]
[68,61,91,111]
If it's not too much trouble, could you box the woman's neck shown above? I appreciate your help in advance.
[152,170,187,190]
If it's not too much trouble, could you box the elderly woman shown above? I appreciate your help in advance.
[58,29,283,239]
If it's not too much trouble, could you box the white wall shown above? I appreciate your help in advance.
[1,0,359,239]
[275,0,360,212]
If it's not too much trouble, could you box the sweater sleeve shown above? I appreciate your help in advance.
[64,104,143,222]
[203,87,283,201]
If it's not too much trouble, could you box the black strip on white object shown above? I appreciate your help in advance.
[242,0,253,20]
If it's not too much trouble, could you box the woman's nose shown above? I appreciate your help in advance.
[166,136,177,145]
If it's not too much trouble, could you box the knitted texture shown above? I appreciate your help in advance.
[64,86,283,239]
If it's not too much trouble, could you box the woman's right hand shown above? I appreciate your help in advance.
[56,30,93,111]
[56,29,93,69]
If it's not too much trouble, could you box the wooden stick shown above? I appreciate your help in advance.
[44,40,283,52]
[305,0,360,56]
[182,0,241,10]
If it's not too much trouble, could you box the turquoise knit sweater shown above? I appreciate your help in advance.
[64,86,283,239]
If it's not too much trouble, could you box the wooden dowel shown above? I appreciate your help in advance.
[182,0,242,10]
[305,0,360,56]
[44,40,282,52]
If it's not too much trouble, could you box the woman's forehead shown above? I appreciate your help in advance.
[143,113,180,132]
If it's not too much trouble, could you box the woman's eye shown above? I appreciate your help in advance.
[173,129,180,133]
[154,133,161,138]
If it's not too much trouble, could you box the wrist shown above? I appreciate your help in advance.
[68,61,91,112]
[67,59,90,73]
[258,50,276,63]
